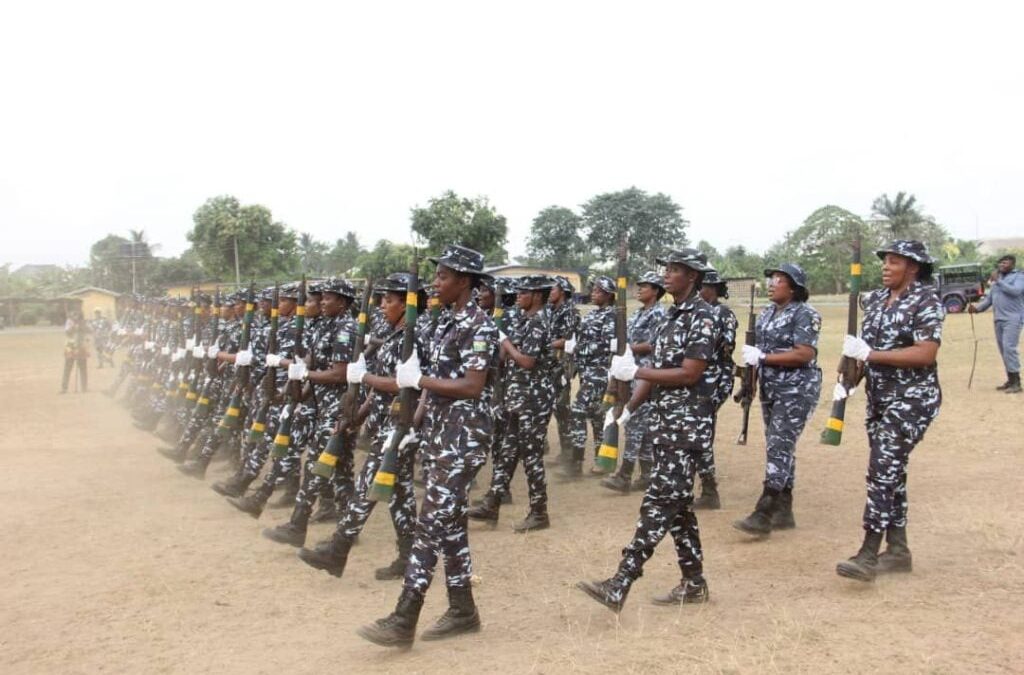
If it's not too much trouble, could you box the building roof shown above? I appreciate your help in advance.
[61,286,122,299]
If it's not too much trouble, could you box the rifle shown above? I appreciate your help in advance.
[733,283,758,445]
[368,255,419,502]
[218,282,256,436]
[595,236,629,472]
[183,289,203,407]
[311,279,374,478]
[190,288,220,420]
[821,230,862,445]
[245,283,280,446]
[490,302,507,409]
[271,278,308,459]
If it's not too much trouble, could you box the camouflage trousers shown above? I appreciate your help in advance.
[569,372,609,461]
[551,366,573,451]
[404,406,490,596]
[336,429,417,540]
[178,376,226,451]
[862,398,938,532]
[694,395,729,479]
[486,404,553,510]
[257,400,318,488]
[294,402,356,512]
[623,402,656,465]
[614,443,703,589]
[760,391,817,492]
[241,393,284,478]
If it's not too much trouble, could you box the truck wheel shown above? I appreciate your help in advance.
[943,294,965,314]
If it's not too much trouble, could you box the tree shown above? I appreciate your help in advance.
[298,232,329,275]
[524,206,592,271]
[410,190,508,265]
[696,240,722,266]
[768,206,875,294]
[582,187,689,276]
[354,239,429,282]
[871,192,922,239]
[146,253,206,293]
[717,245,765,280]
[325,231,364,276]
[186,195,299,281]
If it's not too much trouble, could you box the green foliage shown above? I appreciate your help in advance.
[354,240,430,283]
[525,206,592,271]
[146,253,206,292]
[981,248,1024,271]
[298,232,330,275]
[582,187,689,276]
[410,190,508,265]
[326,232,364,276]
[871,191,949,253]
[186,195,299,280]
[713,246,766,280]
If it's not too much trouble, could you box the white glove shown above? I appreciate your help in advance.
[161,346,171,356]
[610,346,638,381]
[564,336,577,355]
[396,353,423,390]
[832,382,857,401]
[207,344,220,358]
[609,337,618,353]
[347,354,368,384]
[604,409,617,428]
[617,407,632,427]
[498,330,509,345]
[192,345,205,358]
[741,345,765,367]
[185,338,195,350]
[144,340,155,351]
[842,335,872,362]
[398,429,420,449]
[135,328,145,337]
[266,353,283,368]
[287,361,308,381]
[234,349,253,367]
[118,328,128,336]
[174,348,187,361]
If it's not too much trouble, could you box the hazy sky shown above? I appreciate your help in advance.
[2,1,1021,268]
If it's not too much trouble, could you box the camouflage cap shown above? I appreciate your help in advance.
[516,274,556,291]
[374,272,423,293]
[495,277,519,296]
[702,268,724,286]
[193,292,213,306]
[555,275,575,293]
[320,277,357,298]
[592,275,616,295]
[429,244,492,278]
[279,282,304,300]
[655,248,712,273]
[259,287,275,301]
[764,262,808,291]
[637,271,666,289]
[875,239,937,267]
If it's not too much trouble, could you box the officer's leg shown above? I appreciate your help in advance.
[61,357,74,392]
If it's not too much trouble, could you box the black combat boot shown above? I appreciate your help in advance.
[211,469,255,497]
[733,486,777,537]
[298,533,354,577]
[270,472,300,508]
[512,507,550,533]
[631,460,652,491]
[600,460,633,494]
[177,455,211,479]
[575,573,631,613]
[876,526,913,574]
[310,498,340,524]
[262,503,312,547]
[1005,372,1022,394]
[357,588,423,648]
[227,482,273,518]
[134,411,160,432]
[996,371,1012,390]
[420,585,481,641]
[558,460,584,481]
[374,535,413,580]
[836,530,885,582]
[157,444,187,463]
[771,487,796,529]
[651,575,710,605]
[466,492,501,525]
[692,475,721,510]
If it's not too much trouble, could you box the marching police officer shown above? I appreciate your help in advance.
[547,276,580,460]
[836,240,944,582]
[734,263,822,537]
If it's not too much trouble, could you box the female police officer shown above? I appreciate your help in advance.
[836,240,943,582]
[734,263,821,537]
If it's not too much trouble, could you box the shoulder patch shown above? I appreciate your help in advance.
[336,332,351,344]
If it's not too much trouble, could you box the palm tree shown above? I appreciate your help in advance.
[871,192,922,239]
[298,232,327,275]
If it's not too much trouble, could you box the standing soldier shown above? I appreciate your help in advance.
[468,275,556,531]
[357,245,497,647]
[91,309,114,369]
[692,269,738,509]
[561,276,616,479]
[733,263,822,537]
[601,271,666,492]
[60,307,90,393]
[835,240,944,582]
[576,249,716,612]
[967,254,1024,393]
[547,276,580,461]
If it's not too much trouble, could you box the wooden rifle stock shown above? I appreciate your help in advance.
[595,236,628,472]
[821,232,861,445]
[734,283,758,445]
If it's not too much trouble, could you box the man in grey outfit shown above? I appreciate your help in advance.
[969,254,1024,393]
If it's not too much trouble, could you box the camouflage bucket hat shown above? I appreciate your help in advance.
[321,277,357,298]
[279,282,302,300]
[764,262,808,291]
[194,292,213,306]
[555,275,575,293]
[495,277,519,296]
[656,248,712,273]
[702,269,724,286]
[875,239,937,267]
[637,271,666,289]
[592,276,616,295]
[374,272,423,293]
[429,244,492,279]
[516,274,556,291]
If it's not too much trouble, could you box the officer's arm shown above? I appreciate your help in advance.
[866,340,939,368]
[364,371,400,395]
[502,340,537,369]
[308,362,347,385]
[635,358,706,387]
[625,379,652,412]
[764,344,816,367]
[420,368,488,400]
[550,337,566,350]
[632,342,653,356]
[993,274,1024,298]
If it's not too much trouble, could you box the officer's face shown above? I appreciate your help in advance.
[591,287,612,306]
[636,283,656,304]
[259,299,272,317]
[279,297,297,317]
[382,291,405,325]
[767,273,794,304]
[477,287,495,311]
[998,258,1014,274]
[664,263,698,298]
[549,285,564,304]
[320,293,344,318]
[434,265,470,305]
[305,295,322,318]
[699,284,718,304]
[881,254,918,289]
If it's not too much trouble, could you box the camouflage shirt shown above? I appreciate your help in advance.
[628,303,667,367]
[425,300,498,415]
[502,308,554,412]
[703,301,738,392]
[756,301,821,398]
[575,305,616,372]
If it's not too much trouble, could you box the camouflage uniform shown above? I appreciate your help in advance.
[623,301,666,466]
[756,300,822,491]
[860,281,944,532]
[696,299,738,479]
[569,301,615,462]
[547,290,580,452]
[241,308,297,479]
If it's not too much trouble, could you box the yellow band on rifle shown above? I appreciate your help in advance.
[251,422,265,433]
[185,392,198,401]
[358,312,367,324]
[617,276,627,289]
[826,417,844,432]
[271,309,279,318]
[198,397,209,405]
[297,306,306,316]
[227,407,240,417]
[598,444,618,459]
[274,434,289,446]
[602,394,616,405]
[406,292,418,307]
[851,263,862,276]
[317,453,338,467]
[374,471,397,487]
[246,303,254,312]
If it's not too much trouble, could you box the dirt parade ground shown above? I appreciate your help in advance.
[1,307,1022,674]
